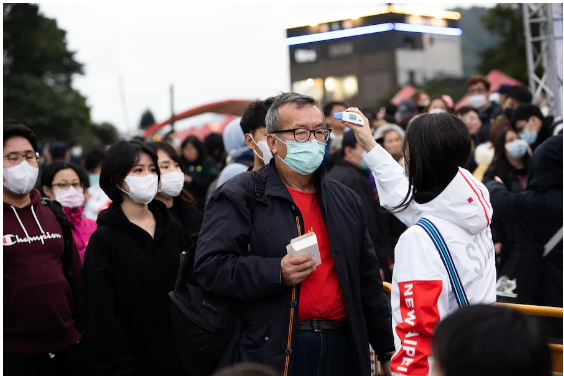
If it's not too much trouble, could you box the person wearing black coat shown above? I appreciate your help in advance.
[486,135,563,339]
[180,136,219,211]
[194,93,394,376]
[327,132,389,280]
[81,140,191,375]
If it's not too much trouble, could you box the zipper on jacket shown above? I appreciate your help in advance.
[284,215,301,376]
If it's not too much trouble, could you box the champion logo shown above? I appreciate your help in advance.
[467,197,474,204]
[3,232,62,246]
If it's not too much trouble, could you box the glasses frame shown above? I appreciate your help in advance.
[3,152,40,166]
[273,128,332,143]
[51,182,84,190]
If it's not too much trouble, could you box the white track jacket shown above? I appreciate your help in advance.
[364,144,497,376]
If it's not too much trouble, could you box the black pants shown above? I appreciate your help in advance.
[293,330,358,376]
[4,340,87,376]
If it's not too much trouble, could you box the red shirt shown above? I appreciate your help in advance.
[287,188,347,321]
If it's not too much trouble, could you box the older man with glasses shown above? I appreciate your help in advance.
[3,120,85,376]
[194,93,394,376]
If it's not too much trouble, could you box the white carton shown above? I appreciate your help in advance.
[286,232,322,270]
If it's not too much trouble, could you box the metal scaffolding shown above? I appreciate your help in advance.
[523,3,563,118]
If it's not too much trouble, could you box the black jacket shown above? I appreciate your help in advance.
[486,135,562,308]
[194,160,394,376]
[81,200,192,376]
[479,101,504,142]
[182,156,218,211]
[326,159,384,262]
[169,197,204,242]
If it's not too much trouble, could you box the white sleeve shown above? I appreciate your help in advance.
[390,226,450,376]
[363,144,420,226]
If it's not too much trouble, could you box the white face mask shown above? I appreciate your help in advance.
[250,134,273,165]
[119,173,158,205]
[468,94,488,109]
[159,171,184,198]
[429,108,447,114]
[3,160,39,195]
[54,186,85,208]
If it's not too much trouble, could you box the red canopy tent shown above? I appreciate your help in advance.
[142,99,253,139]
[455,69,523,110]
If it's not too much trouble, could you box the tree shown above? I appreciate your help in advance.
[478,4,528,83]
[139,109,156,129]
[3,3,92,142]
[92,122,120,146]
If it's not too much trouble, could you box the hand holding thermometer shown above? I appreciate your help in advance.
[333,111,366,126]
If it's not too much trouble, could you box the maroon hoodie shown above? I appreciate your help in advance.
[4,189,82,354]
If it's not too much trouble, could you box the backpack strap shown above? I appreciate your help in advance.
[41,198,76,280]
[415,218,469,308]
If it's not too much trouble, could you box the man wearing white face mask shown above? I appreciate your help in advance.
[81,139,191,375]
[3,121,85,376]
[241,97,275,171]
[465,75,504,143]
[195,93,394,376]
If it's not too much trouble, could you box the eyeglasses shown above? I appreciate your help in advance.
[3,152,39,165]
[273,128,332,143]
[51,182,83,190]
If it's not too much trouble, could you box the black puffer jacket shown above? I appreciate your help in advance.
[194,160,394,376]
[486,136,563,310]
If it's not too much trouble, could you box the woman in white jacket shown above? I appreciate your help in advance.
[343,109,497,376]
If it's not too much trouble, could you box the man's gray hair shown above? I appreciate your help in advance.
[265,92,326,134]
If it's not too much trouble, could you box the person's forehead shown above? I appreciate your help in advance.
[157,149,172,162]
[54,168,80,181]
[4,136,33,152]
[469,82,487,89]
[279,104,324,129]
[135,153,155,165]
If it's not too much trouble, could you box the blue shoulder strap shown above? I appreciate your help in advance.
[415,218,469,308]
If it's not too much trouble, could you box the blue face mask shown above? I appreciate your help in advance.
[275,136,326,175]
[520,128,538,145]
[360,151,368,170]
[89,173,100,185]
[505,139,528,159]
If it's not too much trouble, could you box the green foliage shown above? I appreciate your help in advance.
[139,109,156,130]
[477,4,528,83]
[92,122,120,146]
[3,4,92,143]
[451,6,499,77]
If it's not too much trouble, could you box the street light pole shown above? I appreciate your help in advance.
[170,84,175,132]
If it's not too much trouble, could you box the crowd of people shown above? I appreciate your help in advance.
[3,73,562,376]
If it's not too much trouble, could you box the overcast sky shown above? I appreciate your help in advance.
[40,3,492,134]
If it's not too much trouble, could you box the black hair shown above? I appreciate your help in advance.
[395,113,471,212]
[506,86,533,105]
[181,135,207,165]
[40,161,89,196]
[240,97,276,135]
[130,136,145,143]
[84,146,106,172]
[50,141,69,161]
[3,120,38,152]
[456,106,480,117]
[163,131,176,142]
[146,141,197,208]
[322,101,348,116]
[513,103,545,123]
[492,128,526,185]
[99,140,160,204]
[433,305,551,376]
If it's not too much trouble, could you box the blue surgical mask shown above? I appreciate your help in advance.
[275,136,326,175]
[520,128,538,145]
[360,151,369,170]
[89,173,100,185]
[505,139,528,159]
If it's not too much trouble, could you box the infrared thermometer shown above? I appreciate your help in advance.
[333,111,366,126]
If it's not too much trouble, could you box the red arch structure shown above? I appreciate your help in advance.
[142,99,253,139]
